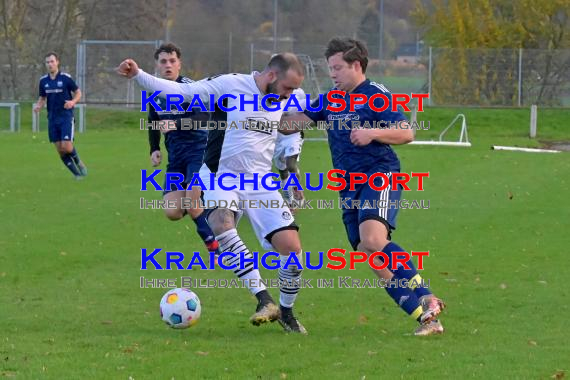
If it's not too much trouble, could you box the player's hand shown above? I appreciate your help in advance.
[150,150,162,167]
[33,103,42,113]
[64,100,75,109]
[116,59,139,78]
[289,187,305,215]
[350,128,374,146]
[293,187,305,202]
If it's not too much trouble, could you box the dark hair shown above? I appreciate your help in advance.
[325,37,369,73]
[44,52,59,61]
[266,52,304,77]
[154,43,181,60]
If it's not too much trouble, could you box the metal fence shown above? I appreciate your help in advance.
[75,40,162,105]
[427,48,570,107]
[2,44,569,108]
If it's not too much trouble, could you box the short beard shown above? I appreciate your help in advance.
[266,81,284,103]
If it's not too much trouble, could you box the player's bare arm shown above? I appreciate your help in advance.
[33,96,46,113]
[64,89,82,110]
[118,59,224,103]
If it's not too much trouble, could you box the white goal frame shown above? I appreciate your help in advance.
[32,104,86,133]
[0,103,21,132]
[410,104,471,147]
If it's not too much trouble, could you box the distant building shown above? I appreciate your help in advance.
[395,43,422,64]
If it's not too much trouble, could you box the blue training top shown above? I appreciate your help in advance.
[39,72,78,121]
[304,79,407,175]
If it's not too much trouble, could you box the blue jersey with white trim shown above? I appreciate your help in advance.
[38,72,78,121]
[304,79,407,175]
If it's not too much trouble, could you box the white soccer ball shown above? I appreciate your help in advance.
[159,288,201,329]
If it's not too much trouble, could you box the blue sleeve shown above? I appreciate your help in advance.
[67,76,79,92]
[147,109,161,153]
[303,97,324,122]
[39,80,46,97]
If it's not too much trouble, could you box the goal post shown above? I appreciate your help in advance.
[409,104,471,147]
[0,103,21,132]
[31,103,86,133]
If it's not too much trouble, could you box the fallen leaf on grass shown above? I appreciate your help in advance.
[196,351,209,356]
[528,340,537,346]
[551,371,565,379]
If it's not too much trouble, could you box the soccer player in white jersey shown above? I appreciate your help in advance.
[118,53,308,334]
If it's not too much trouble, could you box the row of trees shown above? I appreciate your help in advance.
[2,0,568,105]
[0,0,164,99]
[1,0,418,100]
[413,0,570,105]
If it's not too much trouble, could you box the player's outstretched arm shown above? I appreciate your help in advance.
[117,58,226,102]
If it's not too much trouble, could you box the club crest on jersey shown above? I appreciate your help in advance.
[57,81,63,87]
[282,211,292,220]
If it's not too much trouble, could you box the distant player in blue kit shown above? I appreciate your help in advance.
[284,38,446,336]
[34,52,87,179]
[147,43,221,260]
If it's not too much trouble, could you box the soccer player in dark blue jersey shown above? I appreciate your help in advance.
[284,38,446,336]
[147,43,221,260]
[34,52,87,179]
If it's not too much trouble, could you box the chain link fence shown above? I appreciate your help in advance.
[428,48,570,107]
[3,43,570,108]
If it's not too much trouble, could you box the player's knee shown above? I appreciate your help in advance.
[164,208,184,221]
[358,235,390,255]
[186,207,202,219]
[281,242,302,255]
[60,143,73,154]
[286,251,304,274]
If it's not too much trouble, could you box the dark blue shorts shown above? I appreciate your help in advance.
[163,152,204,195]
[341,172,402,250]
[48,118,74,143]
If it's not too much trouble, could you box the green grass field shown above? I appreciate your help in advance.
[1,106,570,379]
